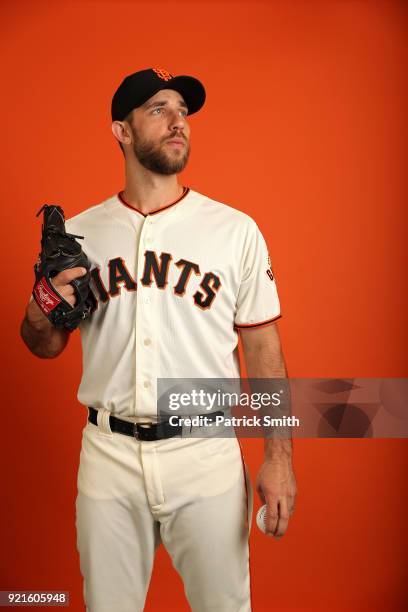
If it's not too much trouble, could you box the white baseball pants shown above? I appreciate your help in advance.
[75,410,253,611]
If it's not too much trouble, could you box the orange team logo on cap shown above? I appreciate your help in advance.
[153,68,173,81]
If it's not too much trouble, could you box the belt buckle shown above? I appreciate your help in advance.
[133,421,154,440]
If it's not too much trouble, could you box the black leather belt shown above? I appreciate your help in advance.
[88,407,224,441]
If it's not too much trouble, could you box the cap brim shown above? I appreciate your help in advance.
[162,75,206,115]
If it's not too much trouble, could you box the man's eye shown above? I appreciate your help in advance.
[151,107,187,116]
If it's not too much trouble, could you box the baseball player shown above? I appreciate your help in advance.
[21,67,297,612]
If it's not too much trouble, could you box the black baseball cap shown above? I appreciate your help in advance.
[111,67,206,121]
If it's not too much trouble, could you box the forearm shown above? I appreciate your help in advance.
[243,337,293,462]
[20,301,69,358]
[243,329,297,535]
[244,340,287,378]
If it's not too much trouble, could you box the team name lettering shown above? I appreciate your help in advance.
[193,273,221,310]
[90,268,109,302]
[109,257,137,296]
[174,259,200,296]
[141,251,172,288]
[91,251,221,310]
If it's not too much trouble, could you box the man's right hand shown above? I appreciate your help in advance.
[50,266,88,306]
[22,267,87,358]
[27,267,88,327]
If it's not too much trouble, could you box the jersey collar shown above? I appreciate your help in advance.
[117,186,190,218]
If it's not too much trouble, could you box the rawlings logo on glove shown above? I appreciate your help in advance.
[32,205,96,331]
[33,277,60,311]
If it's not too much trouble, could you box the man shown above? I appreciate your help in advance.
[21,67,296,612]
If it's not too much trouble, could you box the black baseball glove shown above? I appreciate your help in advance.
[32,205,96,331]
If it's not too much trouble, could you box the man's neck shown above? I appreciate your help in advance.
[122,159,183,215]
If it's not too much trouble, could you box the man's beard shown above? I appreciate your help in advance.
[132,131,190,175]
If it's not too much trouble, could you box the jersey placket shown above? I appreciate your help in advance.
[134,213,159,420]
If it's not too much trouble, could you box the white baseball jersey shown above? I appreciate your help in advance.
[66,187,281,419]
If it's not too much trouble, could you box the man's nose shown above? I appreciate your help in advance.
[168,110,186,131]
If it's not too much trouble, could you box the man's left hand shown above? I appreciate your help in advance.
[256,459,297,539]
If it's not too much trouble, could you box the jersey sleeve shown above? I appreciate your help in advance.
[234,220,281,330]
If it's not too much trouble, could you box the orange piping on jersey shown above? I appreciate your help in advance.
[117,186,190,217]
[234,314,282,329]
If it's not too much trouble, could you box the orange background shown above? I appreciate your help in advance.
[2,1,407,610]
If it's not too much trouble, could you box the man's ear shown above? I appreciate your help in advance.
[111,120,132,147]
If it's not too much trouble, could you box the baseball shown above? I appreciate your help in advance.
[256,504,268,534]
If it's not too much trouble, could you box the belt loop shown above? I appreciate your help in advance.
[96,408,114,438]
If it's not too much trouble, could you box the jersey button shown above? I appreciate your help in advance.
[143,338,151,346]
[143,380,150,388]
